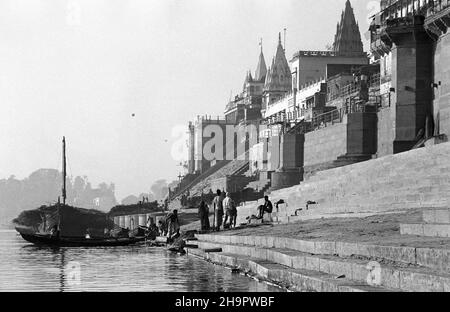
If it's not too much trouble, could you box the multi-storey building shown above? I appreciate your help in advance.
[369,0,450,156]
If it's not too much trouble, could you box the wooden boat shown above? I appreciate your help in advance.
[18,233,145,247]
[15,137,145,247]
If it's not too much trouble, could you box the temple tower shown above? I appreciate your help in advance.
[333,0,364,57]
[254,45,267,82]
[262,33,292,114]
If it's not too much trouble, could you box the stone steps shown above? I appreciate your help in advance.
[197,234,450,273]
[401,223,450,238]
[190,157,249,196]
[423,209,450,224]
[279,196,448,217]
[245,179,271,193]
[269,183,450,222]
[285,175,450,196]
[308,163,450,183]
[306,143,450,183]
[236,143,450,225]
[304,148,450,186]
[196,240,450,292]
[276,211,396,224]
[401,208,450,238]
[186,248,394,292]
[194,235,450,292]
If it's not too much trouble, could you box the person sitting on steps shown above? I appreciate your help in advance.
[257,196,273,220]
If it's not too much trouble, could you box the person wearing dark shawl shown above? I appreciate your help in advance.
[198,201,210,231]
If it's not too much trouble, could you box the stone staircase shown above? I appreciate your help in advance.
[186,233,450,292]
[171,160,231,200]
[190,158,251,196]
[244,179,271,194]
[401,209,450,238]
[261,142,450,223]
[304,154,373,180]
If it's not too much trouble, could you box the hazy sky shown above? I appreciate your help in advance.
[0,0,376,200]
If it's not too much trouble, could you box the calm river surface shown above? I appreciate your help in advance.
[0,229,284,292]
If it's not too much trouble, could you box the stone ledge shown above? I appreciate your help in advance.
[401,223,450,238]
[423,209,450,224]
[196,234,417,266]
[186,248,394,292]
[196,233,450,274]
[195,240,450,292]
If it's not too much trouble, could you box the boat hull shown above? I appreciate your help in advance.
[19,232,145,247]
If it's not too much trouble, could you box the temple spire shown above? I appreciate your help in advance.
[332,0,364,56]
[243,70,253,89]
[264,34,291,93]
[255,40,267,82]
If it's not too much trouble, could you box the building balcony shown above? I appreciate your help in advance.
[371,0,450,43]
[425,0,450,38]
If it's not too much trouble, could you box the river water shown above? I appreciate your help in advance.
[0,229,284,292]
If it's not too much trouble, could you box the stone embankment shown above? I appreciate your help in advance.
[185,212,450,292]
[236,142,450,226]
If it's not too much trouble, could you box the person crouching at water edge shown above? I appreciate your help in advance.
[166,210,181,239]
[198,200,210,232]
[223,193,237,229]
[157,220,166,236]
[212,190,224,231]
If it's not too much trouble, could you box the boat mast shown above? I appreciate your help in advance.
[62,136,67,205]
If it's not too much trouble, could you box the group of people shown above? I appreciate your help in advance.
[198,190,238,232]
[149,192,274,237]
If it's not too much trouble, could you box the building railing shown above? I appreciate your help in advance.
[310,109,342,130]
[309,99,377,132]
[328,73,380,103]
[328,82,361,102]
[378,0,450,24]
[264,98,378,135]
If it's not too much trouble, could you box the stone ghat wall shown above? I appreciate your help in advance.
[236,142,450,224]
[275,141,450,219]
[377,106,395,157]
[434,32,450,138]
[304,122,347,169]
[303,112,377,176]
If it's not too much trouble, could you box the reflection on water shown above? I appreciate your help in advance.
[0,230,284,292]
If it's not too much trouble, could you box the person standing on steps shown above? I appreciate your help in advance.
[230,195,238,228]
[198,200,210,232]
[222,192,236,229]
[212,190,224,231]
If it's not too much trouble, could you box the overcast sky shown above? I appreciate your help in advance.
[0,0,377,200]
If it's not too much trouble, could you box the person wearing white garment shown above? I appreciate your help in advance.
[223,193,237,229]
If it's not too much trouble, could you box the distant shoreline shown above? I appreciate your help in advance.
[0,221,14,230]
